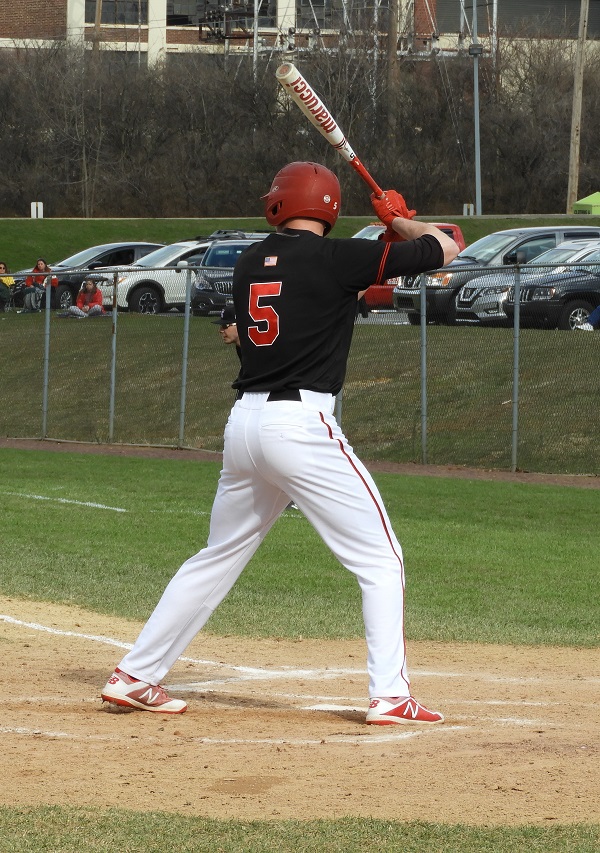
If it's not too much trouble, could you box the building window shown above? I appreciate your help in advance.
[197,0,275,33]
[85,0,148,25]
[297,0,390,32]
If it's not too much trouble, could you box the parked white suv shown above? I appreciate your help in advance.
[100,231,267,314]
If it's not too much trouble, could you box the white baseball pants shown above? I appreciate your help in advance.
[119,390,410,698]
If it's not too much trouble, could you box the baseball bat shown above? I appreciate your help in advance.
[275,62,384,198]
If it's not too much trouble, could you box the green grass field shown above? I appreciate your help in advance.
[1,448,599,850]
[1,807,599,852]
[3,214,600,271]
[2,449,598,645]
[1,447,599,850]
[2,313,599,474]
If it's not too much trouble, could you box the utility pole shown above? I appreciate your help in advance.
[93,0,103,53]
[566,0,590,214]
[387,0,400,136]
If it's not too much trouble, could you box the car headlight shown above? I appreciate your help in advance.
[531,287,556,300]
[195,278,215,292]
[427,271,453,287]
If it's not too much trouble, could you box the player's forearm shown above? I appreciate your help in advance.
[391,218,460,266]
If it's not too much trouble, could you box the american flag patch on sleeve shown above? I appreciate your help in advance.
[264,256,278,267]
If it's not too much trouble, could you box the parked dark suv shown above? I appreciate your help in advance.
[392,226,600,325]
[504,245,600,329]
[191,234,269,316]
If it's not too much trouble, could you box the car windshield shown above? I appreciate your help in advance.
[54,246,113,268]
[569,248,600,271]
[202,243,253,267]
[580,249,600,264]
[457,233,519,264]
[133,244,192,268]
[530,245,596,265]
[352,225,384,240]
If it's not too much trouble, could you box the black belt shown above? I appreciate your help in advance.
[236,389,302,402]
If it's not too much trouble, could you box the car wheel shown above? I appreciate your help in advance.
[129,286,162,314]
[557,300,594,330]
[407,313,421,325]
[192,304,211,317]
[55,284,74,310]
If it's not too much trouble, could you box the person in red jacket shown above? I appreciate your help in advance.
[66,279,105,318]
[19,258,57,313]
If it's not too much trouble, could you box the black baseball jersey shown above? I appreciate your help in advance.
[232,228,443,395]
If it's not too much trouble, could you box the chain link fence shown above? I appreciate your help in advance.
[2,263,599,475]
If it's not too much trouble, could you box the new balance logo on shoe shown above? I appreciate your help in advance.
[366,696,444,726]
[100,669,187,714]
[401,699,420,719]
[138,686,161,706]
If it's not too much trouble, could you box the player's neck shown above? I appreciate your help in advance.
[278,218,325,236]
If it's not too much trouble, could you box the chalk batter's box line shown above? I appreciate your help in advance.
[2,614,599,687]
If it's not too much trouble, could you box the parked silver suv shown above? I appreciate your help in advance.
[455,239,600,325]
[392,225,600,325]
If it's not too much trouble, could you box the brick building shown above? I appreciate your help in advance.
[1,0,598,66]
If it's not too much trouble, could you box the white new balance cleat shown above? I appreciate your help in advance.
[101,668,187,714]
[576,322,594,331]
[366,696,444,725]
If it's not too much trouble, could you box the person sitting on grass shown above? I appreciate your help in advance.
[0,262,14,310]
[66,279,106,318]
[19,258,56,313]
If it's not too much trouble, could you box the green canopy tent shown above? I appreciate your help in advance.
[573,192,600,214]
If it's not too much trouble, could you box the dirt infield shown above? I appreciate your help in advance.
[2,596,599,826]
[2,439,599,826]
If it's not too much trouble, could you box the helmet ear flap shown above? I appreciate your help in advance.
[269,200,283,220]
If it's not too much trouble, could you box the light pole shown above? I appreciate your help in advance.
[469,1,483,215]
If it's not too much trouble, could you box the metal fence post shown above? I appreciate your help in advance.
[108,272,118,443]
[178,263,192,447]
[41,276,52,438]
[511,264,521,473]
[419,273,428,464]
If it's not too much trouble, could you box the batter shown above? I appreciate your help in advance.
[101,162,459,724]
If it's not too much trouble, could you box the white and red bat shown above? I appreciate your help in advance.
[275,62,384,198]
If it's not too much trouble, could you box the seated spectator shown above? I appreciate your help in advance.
[0,262,14,310]
[66,278,106,318]
[19,258,55,313]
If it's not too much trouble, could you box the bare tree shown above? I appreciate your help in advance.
[0,33,599,217]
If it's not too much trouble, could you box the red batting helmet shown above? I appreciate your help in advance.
[261,162,341,234]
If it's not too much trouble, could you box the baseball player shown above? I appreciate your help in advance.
[101,162,459,724]
[213,304,241,354]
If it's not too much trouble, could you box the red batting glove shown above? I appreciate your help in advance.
[379,226,405,243]
[371,190,416,226]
